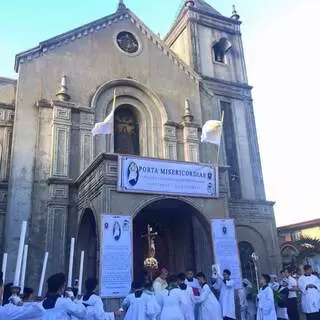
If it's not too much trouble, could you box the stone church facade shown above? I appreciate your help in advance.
[0,0,281,296]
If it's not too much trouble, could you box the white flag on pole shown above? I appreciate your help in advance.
[92,90,116,136]
[201,120,222,145]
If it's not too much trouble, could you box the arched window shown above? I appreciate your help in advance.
[213,37,232,64]
[239,241,256,285]
[114,105,140,155]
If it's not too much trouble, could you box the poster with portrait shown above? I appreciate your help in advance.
[100,215,132,298]
[211,219,242,289]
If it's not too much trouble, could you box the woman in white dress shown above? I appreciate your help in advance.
[178,273,195,320]
[194,272,222,320]
[159,274,184,320]
[256,274,277,320]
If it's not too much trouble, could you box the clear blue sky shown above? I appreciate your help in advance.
[1,0,319,226]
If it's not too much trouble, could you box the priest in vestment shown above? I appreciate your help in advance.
[298,265,320,320]
[42,272,86,320]
[212,269,236,320]
[195,272,222,320]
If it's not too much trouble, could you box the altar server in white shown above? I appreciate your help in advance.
[122,281,149,320]
[195,272,222,320]
[42,273,86,320]
[212,269,236,320]
[0,303,44,320]
[159,274,184,320]
[178,273,195,320]
[82,278,120,320]
[298,264,320,320]
[143,280,161,320]
[256,274,277,320]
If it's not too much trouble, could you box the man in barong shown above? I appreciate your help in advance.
[42,272,86,319]
[212,269,236,320]
[298,265,320,320]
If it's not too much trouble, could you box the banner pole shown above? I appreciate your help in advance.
[215,111,225,166]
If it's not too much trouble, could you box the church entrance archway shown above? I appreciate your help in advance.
[133,199,212,279]
[77,209,98,281]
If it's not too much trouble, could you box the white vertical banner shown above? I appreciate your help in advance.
[211,219,242,289]
[100,215,132,298]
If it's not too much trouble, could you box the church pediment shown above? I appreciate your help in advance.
[14,5,200,82]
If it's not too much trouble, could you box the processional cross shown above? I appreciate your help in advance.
[142,224,158,258]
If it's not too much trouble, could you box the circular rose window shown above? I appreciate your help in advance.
[116,31,139,54]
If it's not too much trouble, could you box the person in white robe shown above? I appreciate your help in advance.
[42,272,86,320]
[122,281,149,320]
[0,281,44,320]
[158,274,184,320]
[178,273,195,320]
[212,269,236,320]
[194,272,222,320]
[153,268,168,294]
[185,269,200,320]
[0,303,44,320]
[298,264,320,320]
[143,280,161,320]
[256,274,277,320]
[81,278,122,320]
[185,269,201,296]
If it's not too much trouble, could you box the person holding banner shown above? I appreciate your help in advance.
[195,272,222,320]
[42,272,86,319]
[212,269,236,320]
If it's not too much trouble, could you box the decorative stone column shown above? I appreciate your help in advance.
[182,98,200,162]
[164,124,178,160]
[80,112,94,173]
[46,76,72,275]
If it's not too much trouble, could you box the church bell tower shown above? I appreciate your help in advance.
[165,0,265,201]
[165,1,282,275]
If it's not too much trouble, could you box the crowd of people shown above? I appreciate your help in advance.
[0,264,319,320]
[265,265,320,320]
